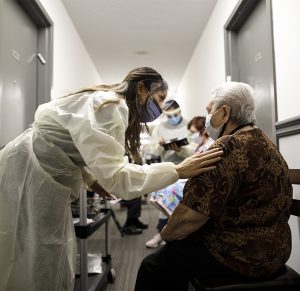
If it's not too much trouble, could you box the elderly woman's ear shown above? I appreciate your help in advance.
[222,105,231,122]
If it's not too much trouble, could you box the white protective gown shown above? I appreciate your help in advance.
[0,91,178,291]
[148,118,198,164]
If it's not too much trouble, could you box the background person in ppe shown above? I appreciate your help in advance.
[146,100,198,248]
[150,100,198,164]
[0,67,222,291]
[188,116,215,153]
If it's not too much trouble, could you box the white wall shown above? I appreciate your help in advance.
[279,135,300,272]
[177,0,239,119]
[272,0,300,121]
[39,0,101,99]
[272,0,300,271]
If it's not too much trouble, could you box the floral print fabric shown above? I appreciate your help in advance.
[182,128,292,278]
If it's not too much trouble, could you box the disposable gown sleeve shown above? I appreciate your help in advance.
[81,166,97,187]
[63,102,179,200]
[146,125,164,157]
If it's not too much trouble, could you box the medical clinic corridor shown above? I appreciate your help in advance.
[0,0,300,291]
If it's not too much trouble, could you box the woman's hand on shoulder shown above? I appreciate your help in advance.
[175,148,223,179]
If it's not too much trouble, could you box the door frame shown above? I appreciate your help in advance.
[0,0,52,148]
[16,0,53,105]
[223,0,278,143]
[0,0,53,107]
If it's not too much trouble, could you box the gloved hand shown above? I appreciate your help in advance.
[90,181,117,200]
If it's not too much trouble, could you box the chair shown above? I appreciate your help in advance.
[188,169,300,291]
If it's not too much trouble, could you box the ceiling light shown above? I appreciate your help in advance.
[134,50,150,56]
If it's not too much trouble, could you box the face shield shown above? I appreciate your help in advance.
[163,106,182,126]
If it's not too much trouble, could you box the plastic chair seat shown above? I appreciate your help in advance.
[188,265,300,290]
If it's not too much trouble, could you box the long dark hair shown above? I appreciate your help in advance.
[123,67,168,158]
[65,67,168,158]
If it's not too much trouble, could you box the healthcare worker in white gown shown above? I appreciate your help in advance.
[0,67,222,290]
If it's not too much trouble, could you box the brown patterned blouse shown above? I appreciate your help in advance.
[182,128,292,278]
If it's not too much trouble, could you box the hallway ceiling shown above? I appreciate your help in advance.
[62,0,217,94]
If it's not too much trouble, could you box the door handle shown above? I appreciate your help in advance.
[37,53,46,65]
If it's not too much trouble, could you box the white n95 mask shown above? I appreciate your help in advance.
[190,132,202,144]
[205,113,225,141]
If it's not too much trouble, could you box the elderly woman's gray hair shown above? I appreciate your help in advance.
[211,82,256,125]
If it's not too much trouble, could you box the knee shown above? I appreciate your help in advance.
[139,254,156,271]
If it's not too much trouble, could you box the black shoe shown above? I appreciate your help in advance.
[132,219,148,229]
[122,225,143,235]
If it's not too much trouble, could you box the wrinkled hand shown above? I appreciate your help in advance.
[91,181,117,200]
[175,148,223,179]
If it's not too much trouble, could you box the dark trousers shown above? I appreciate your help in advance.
[122,197,142,224]
[157,218,168,232]
[135,236,242,291]
[87,190,95,197]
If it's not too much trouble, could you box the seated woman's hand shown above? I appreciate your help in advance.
[169,143,181,152]
[175,148,223,179]
[159,138,166,146]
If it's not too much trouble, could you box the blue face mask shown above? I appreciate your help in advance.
[168,115,182,125]
[139,97,162,123]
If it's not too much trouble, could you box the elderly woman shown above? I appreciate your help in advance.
[135,82,292,291]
